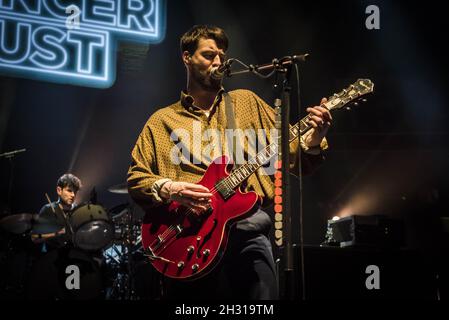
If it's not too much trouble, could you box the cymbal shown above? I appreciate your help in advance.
[108,182,128,194]
[0,213,34,234]
[108,203,130,219]
[108,203,143,223]
[0,213,63,234]
[31,215,64,234]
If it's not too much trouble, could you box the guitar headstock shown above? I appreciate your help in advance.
[324,79,374,111]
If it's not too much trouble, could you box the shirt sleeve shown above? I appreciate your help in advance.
[127,121,170,209]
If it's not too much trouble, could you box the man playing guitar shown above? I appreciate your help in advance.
[127,25,332,300]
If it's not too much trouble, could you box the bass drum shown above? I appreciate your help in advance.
[69,204,114,251]
[27,247,105,300]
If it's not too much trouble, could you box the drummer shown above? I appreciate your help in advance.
[31,173,82,247]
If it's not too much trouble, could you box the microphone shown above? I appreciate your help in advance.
[290,53,309,63]
[210,59,234,80]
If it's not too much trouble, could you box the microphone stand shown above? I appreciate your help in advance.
[0,148,26,215]
[226,55,308,300]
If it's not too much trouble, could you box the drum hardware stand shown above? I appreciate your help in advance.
[105,201,165,300]
[106,203,141,299]
[123,207,137,300]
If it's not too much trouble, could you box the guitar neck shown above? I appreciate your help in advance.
[218,78,373,191]
[222,109,320,190]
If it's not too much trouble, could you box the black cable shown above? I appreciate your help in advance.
[295,63,306,300]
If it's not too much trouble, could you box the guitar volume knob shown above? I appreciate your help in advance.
[202,249,210,257]
[187,245,195,254]
[177,261,185,269]
[192,264,199,272]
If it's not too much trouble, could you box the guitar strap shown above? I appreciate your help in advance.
[223,92,272,234]
[223,92,239,166]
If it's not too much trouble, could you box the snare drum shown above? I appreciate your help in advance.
[69,204,113,251]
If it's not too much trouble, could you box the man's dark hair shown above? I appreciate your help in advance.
[57,173,82,191]
[180,25,229,55]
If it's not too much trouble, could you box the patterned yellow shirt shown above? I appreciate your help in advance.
[127,89,327,210]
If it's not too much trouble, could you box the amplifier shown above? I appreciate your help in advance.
[327,215,404,248]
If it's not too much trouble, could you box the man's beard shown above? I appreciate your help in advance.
[61,198,73,207]
[191,65,222,91]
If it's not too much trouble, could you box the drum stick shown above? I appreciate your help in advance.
[45,193,59,219]
[45,193,55,213]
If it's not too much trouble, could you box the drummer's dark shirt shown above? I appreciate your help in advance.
[38,201,74,249]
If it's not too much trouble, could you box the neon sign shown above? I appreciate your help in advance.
[0,0,166,88]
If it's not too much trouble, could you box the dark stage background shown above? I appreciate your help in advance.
[1,0,448,254]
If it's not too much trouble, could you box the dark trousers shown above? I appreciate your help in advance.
[164,229,278,300]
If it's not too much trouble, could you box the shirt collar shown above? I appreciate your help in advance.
[180,87,225,112]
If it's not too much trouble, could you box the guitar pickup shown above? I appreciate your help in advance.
[215,179,235,200]
[157,225,183,244]
[220,189,235,200]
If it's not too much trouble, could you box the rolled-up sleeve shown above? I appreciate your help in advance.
[127,122,168,209]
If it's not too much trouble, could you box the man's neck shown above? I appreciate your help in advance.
[57,199,72,211]
[186,81,219,110]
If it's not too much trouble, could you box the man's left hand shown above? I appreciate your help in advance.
[305,97,332,147]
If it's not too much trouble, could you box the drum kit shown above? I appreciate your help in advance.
[0,183,160,300]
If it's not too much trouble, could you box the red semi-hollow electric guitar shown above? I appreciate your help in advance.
[141,79,374,280]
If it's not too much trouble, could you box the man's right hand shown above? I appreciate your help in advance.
[31,227,66,243]
[160,181,213,214]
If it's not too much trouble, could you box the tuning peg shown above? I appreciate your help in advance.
[345,106,351,111]
[353,102,359,107]
[361,99,367,102]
